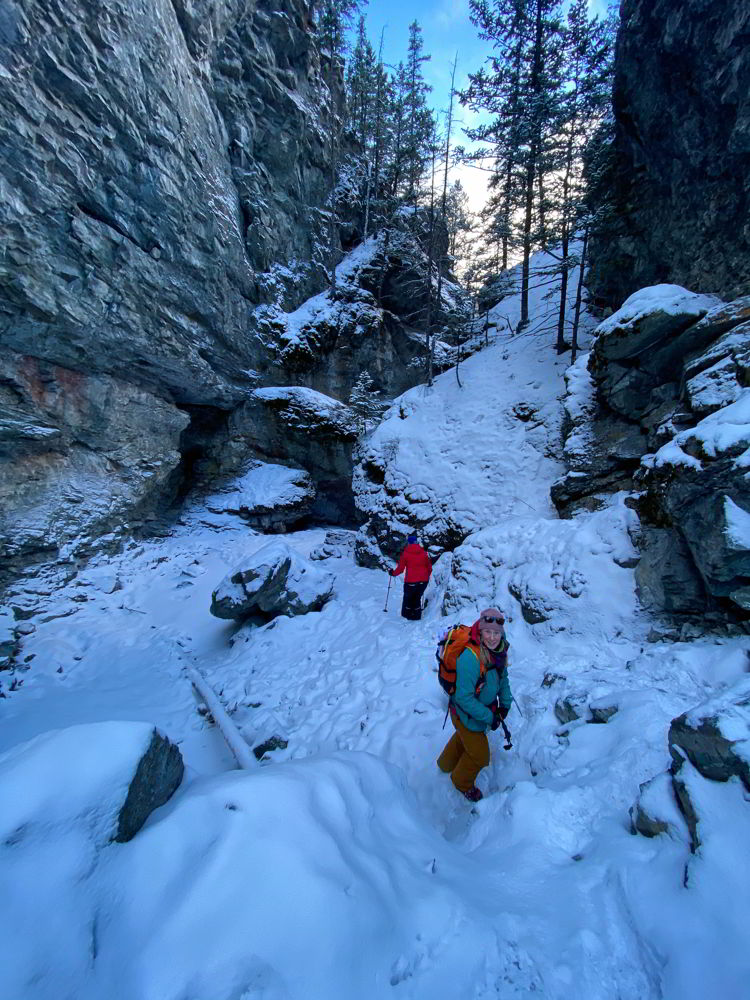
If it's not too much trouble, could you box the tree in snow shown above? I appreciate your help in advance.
[545,0,615,354]
[348,370,385,435]
[461,0,566,329]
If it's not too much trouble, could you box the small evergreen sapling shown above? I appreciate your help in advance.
[348,370,385,434]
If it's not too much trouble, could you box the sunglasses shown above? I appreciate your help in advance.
[481,616,504,625]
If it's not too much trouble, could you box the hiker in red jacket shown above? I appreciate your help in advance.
[390,534,432,620]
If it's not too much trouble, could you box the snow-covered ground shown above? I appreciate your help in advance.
[2,253,749,1000]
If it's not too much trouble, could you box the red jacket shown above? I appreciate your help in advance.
[391,543,432,583]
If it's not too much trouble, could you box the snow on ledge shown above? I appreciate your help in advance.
[597,284,722,336]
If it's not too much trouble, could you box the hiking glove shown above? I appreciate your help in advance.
[490,706,502,731]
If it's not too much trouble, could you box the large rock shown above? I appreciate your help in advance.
[668,682,750,788]
[630,771,687,841]
[0,722,184,846]
[225,387,360,526]
[633,526,706,615]
[0,352,189,589]
[552,355,646,516]
[588,0,750,308]
[0,0,332,403]
[557,292,750,616]
[254,232,461,401]
[635,393,750,610]
[588,285,722,418]
[202,461,316,532]
[210,539,335,620]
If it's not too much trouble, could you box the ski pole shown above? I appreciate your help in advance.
[512,694,524,718]
[384,574,392,612]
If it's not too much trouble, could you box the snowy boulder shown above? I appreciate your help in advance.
[0,722,184,846]
[589,285,722,417]
[668,681,750,788]
[441,506,638,642]
[588,702,618,724]
[630,772,688,841]
[226,387,359,524]
[636,398,750,611]
[309,528,356,560]
[554,697,584,726]
[203,461,316,532]
[210,539,335,620]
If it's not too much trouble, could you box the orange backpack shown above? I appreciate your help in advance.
[436,625,486,697]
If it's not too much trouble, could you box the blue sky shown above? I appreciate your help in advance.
[353,0,611,211]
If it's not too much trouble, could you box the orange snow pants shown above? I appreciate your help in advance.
[437,711,490,793]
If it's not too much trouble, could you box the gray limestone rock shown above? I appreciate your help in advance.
[634,526,707,616]
[0,722,184,847]
[0,0,337,585]
[115,728,185,843]
[588,704,618,724]
[588,0,750,308]
[253,735,288,760]
[0,352,190,590]
[223,387,360,526]
[210,538,334,620]
[588,286,721,419]
[554,698,583,726]
[630,772,687,841]
[309,529,356,561]
[668,683,750,789]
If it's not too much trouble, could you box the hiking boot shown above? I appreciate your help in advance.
[463,786,483,803]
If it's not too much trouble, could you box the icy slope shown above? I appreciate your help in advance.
[354,249,597,561]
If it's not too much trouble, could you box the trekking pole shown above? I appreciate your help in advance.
[500,718,513,751]
[384,574,392,612]
[512,695,524,718]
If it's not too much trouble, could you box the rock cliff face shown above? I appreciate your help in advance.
[588,0,750,308]
[556,285,750,622]
[0,0,448,590]
[0,0,333,585]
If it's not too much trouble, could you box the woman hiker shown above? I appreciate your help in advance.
[390,534,432,620]
[437,607,511,802]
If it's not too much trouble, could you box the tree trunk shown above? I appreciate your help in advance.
[571,226,588,365]
[520,0,545,330]
[555,225,569,353]
[186,665,257,770]
[520,150,535,328]
[436,55,457,386]
[425,132,437,387]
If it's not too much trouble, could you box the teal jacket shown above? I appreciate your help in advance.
[452,646,512,732]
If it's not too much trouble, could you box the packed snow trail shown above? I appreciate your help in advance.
[2,252,750,999]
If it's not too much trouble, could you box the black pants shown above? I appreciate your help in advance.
[401,581,428,620]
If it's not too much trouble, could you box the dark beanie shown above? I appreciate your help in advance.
[407,534,417,543]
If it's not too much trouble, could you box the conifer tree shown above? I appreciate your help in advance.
[548,0,614,353]
[461,0,565,329]
[403,22,433,220]
[346,15,377,151]
[348,370,384,434]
